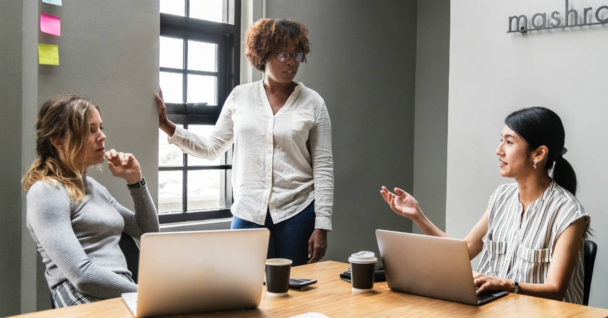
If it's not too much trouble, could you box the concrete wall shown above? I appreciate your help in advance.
[265,0,418,261]
[448,0,608,307]
[2,0,448,314]
[7,0,159,313]
[20,0,42,312]
[412,0,450,233]
[0,0,24,315]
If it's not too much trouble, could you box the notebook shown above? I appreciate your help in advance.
[121,228,269,317]
[376,229,507,306]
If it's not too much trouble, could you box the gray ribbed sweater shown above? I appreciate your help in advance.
[26,176,159,299]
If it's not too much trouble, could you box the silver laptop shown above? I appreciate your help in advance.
[121,228,269,317]
[376,229,507,306]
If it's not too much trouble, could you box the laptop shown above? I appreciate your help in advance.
[376,229,507,306]
[121,228,269,317]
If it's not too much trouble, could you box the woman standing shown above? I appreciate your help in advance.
[156,19,334,266]
[23,95,159,307]
[380,107,589,303]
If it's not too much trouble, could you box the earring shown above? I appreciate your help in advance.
[533,160,537,169]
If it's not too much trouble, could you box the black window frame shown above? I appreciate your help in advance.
[158,0,240,223]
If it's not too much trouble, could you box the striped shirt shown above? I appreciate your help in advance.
[476,181,589,304]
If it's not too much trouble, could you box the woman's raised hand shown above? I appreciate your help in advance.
[154,90,176,136]
[380,186,422,220]
[105,149,142,185]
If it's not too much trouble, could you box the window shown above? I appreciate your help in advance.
[158,0,240,223]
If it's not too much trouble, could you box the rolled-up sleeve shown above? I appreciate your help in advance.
[169,93,235,160]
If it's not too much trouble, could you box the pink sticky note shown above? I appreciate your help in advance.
[40,13,61,36]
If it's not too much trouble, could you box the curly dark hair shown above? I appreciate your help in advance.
[244,18,310,72]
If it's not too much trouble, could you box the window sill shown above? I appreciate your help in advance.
[160,217,232,232]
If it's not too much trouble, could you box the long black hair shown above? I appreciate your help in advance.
[505,106,577,195]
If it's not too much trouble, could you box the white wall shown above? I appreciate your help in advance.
[448,0,608,307]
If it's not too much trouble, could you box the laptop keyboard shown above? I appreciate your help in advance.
[477,291,508,305]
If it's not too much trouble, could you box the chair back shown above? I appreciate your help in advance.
[119,233,141,283]
[47,233,140,308]
[583,240,597,306]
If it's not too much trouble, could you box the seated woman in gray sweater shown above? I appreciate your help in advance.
[22,95,159,308]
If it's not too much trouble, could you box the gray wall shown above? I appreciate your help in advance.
[0,0,24,315]
[412,0,449,233]
[3,0,159,313]
[265,0,418,261]
[448,0,608,307]
[2,0,447,314]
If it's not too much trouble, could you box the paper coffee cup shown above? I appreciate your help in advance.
[265,258,292,297]
[348,251,377,293]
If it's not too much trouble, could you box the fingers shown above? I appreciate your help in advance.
[307,230,327,263]
[379,186,391,203]
[105,149,134,166]
[155,89,164,103]
[473,275,485,294]
[312,245,326,263]
[380,186,409,202]
[380,186,405,216]
[380,186,397,203]
[308,242,326,263]
[308,237,314,261]
[476,282,490,295]
[154,93,164,106]
[155,90,167,114]
[104,149,114,160]
[308,248,319,263]
[122,153,134,166]
[473,274,501,295]
[393,187,410,198]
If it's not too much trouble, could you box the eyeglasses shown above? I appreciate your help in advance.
[275,52,305,63]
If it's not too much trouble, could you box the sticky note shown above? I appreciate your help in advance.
[40,13,61,36]
[42,0,62,6]
[38,44,59,65]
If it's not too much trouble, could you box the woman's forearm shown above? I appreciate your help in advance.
[412,211,448,237]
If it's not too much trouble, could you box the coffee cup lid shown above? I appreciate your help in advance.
[266,258,293,266]
[348,251,377,264]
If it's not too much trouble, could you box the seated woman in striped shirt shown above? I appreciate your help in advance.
[380,106,589,304]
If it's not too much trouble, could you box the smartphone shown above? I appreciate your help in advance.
[289,278,317,289]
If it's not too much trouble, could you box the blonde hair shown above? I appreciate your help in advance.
[22,95,99,202]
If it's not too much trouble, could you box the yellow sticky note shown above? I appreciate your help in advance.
[38,43,59,65]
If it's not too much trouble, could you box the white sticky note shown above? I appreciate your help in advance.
[42,0,63,6]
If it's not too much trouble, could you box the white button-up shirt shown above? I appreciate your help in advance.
[169,80,334,230]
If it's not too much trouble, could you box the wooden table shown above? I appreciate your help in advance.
[11,261,608,318]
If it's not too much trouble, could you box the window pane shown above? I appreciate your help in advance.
[160,36,183,69]
[187,74,217,105]
[159,124,184,167]
[189,0,224,23]
[158,171,183,213]
[187,125,222,166]
[159,72,183,103]
[187,170,224,211]
[188,40,217,72]
[160,0,185,16]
